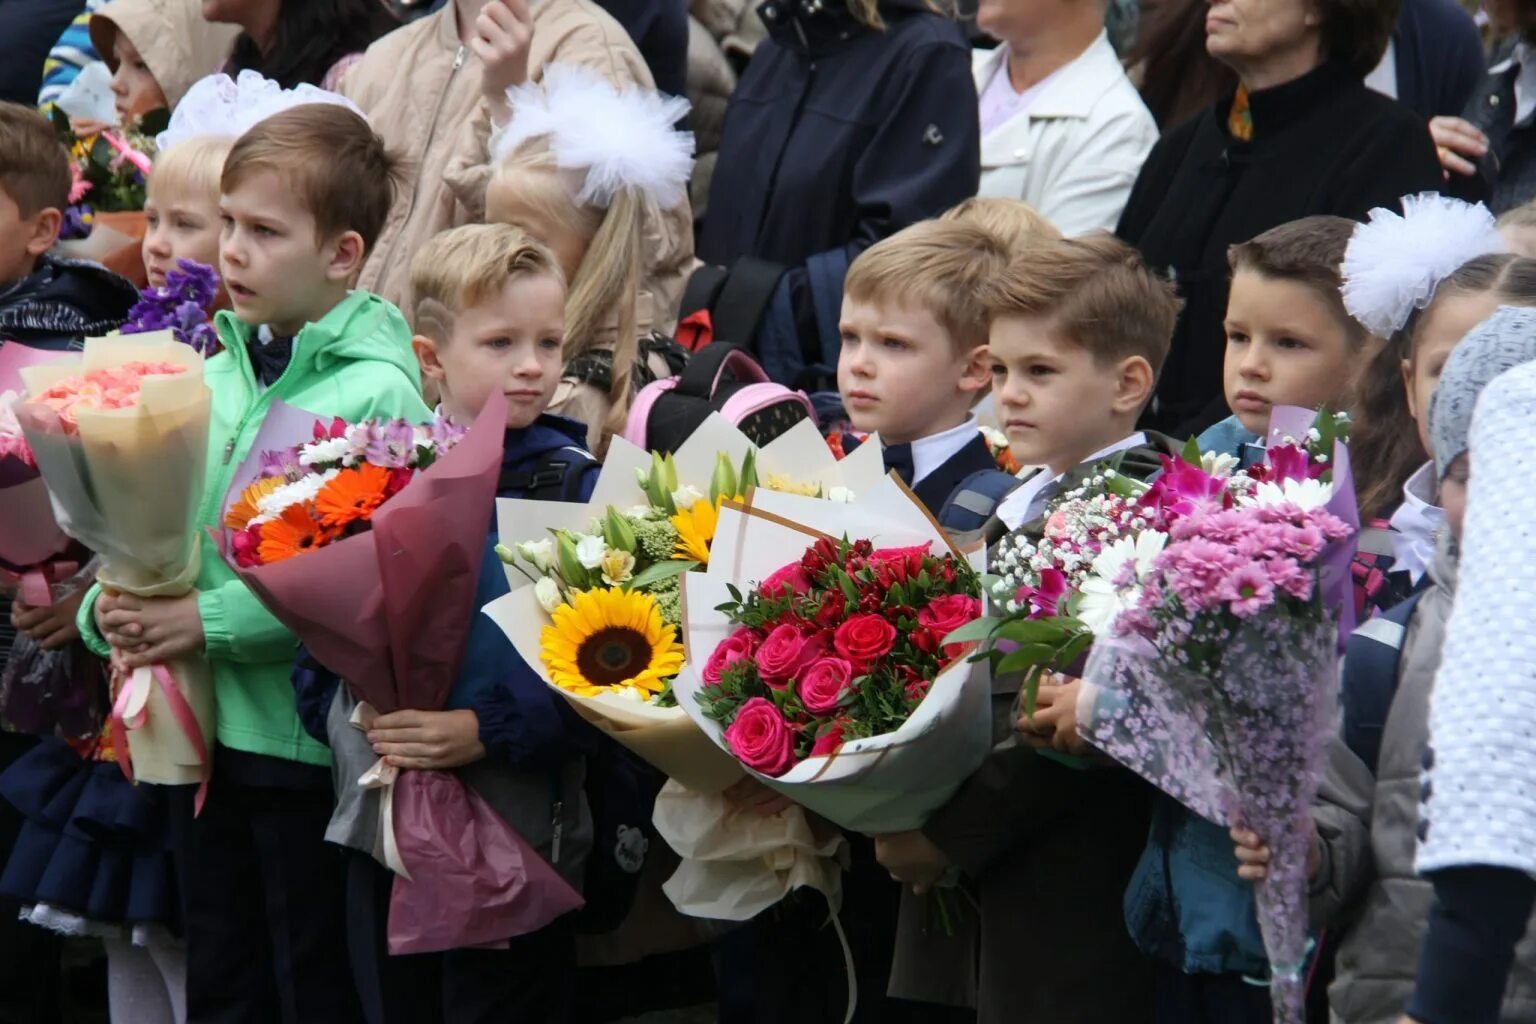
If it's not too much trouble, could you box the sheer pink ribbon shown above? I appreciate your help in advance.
[109,656,209,815]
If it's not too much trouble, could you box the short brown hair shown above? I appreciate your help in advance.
[979,233,1181,374]
[1318,0,1399,77]
[410,223,564,344]
[1228,216,1368,348]
[0,101,70,217]
[940,197,1061,254]
[844,220,1016,356]
[222,104,401,250]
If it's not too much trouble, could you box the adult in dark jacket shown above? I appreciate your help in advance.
[0,0,82,105]
[692,0,980,391]
[1116,0,1443,436]
[1370,0,1485,122]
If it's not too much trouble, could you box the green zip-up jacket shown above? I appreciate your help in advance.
[78,291,433,766]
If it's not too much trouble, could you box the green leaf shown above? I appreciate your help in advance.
[940,618,998,646]
[137,107,170,135]
[626,559,699,591]
[996,618,1074,646]
[1181,434,1203,467]
[837,569,861,607]
[995,647,1051,677]
[740,448,759,491]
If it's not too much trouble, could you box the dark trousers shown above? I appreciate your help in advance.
[345,850,575,1024]
[166,774,361,1024]
[1154,965,1274,1024]
[0,733,63,1024]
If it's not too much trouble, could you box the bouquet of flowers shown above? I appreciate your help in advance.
[14,336,214,791]
[487,414,888,793]
[122,259,221,356]
[49,107,164,216]
[1070,409,1358,1024]
[0,344,103,740]
[221,393,582,955]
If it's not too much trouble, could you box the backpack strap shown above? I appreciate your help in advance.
[563,349,614,393]
[711,257,788,346]
[936,468,1021,535]
[500,447,599,502]
[674,342,767,400]
[1340,589,1427,775]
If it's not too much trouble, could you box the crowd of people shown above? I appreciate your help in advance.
[2,0,1536,1022]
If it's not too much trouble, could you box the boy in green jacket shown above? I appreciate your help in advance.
[79,104,431,1022]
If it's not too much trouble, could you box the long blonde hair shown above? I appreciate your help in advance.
[491,144,645,443]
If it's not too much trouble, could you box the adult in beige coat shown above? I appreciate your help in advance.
[339,0,694,322]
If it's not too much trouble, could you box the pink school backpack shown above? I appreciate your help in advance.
[622,343,814,452]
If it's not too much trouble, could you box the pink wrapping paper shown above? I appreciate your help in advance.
[388,772,583,954]
[225,392,582,952]
[0,344,73,601]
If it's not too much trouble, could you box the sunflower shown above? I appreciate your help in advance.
[256,503,335,563]
[224,476,284,530]
[314,463,392,528]
[671,498,721,565]
[540,588,685,698]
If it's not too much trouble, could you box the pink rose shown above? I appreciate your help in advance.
[724,697,796,776]
[754,624,824,688]
[834,614,897,668]
[809,719,849,758]
[761,562,812,599]
[869,543,932,564]
[798,657,855,715]
[704,628,762,684]
[918,593,982,657]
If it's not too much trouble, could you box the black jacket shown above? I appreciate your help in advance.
[1448,56,1536,215]
[695,0,979,387]
[0,255,139,351]
[1117,61,1443,435]
[1391,0,1486,121]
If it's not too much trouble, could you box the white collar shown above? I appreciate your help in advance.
[973,32,1123,121]
[909,417,980,486]
[1388,461,1446,584]
[995,431,1146,531]
[1492,42,1536,124]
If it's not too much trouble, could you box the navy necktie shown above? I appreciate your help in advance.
[882,442,915,485]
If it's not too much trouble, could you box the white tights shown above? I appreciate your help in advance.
[103,929,186,1024]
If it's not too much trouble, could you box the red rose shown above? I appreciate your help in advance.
[761,562,812,599]
[809,719,849,757]
[724,697,796,776]
[798,657,855,715]
[704,628,762,684]
[814,590,846,628]
[754,624,824,688]
[869,543,931,564]
[911,627,939,656]
[384,467,414,498]
[834,614,897,667]
[918,593,982,657]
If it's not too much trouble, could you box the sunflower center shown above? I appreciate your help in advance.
[576,627,653,686]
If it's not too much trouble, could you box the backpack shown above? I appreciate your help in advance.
[1339,588,1428,775]
[568,727,665,935]
[562,333,691,396]
[623,343,814,453]
[498,448,600,502]
[936,468,1022,533]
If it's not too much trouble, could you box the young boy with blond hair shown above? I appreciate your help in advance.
[837,219,1021,529]
[78,102,431,1022]
[141,135,234,294]
[940,196,1061,253]
[290,222,598,1024]
[878,233,1182,1024]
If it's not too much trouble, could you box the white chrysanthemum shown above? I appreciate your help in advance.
[248,469,340,525]
[1246,478,1333,510]
[1076,531,1168,637]
[1200,451,1240,478]
[298,436,352,466]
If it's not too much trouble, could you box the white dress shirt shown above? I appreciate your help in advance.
[994,431,1147,531]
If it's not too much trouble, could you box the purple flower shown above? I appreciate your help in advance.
[258,445,303,481]
[122,258,221,355]
[430,414,467,449]
[1141,457,1231,520]
[364,420,418,468]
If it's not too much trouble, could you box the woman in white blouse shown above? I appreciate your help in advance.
[972,0,1158,236]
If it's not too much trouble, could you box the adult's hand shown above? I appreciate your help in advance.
[1431,116,1488,178]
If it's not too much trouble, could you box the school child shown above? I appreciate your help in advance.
[1499,199,1536,257]
[877,233,1183,1024]
[939,196,1061,253]
[78,0,237,132]
[287,222,597,1024]
[140,135,232,294]
[1236,305,1536,1024]
[486,65,693,453]
[0,101,137,350]
[1195,217,1378,462]
[76,102,432,1023]
[338,0,693,317]
[834,219,1026,530]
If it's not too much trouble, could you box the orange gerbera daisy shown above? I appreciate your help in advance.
[256,503,334,563]
[224,476,285,530]
[314,464,392,528]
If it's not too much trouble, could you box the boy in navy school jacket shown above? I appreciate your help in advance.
[293,224,602,1024]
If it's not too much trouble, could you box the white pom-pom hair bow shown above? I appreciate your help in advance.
[1341,193,1506,338]
[156,70,367,152]
[489,64,694,211]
